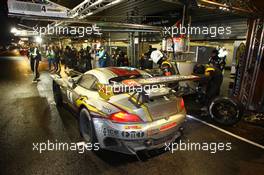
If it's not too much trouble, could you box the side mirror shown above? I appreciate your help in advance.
[68,77,77,89]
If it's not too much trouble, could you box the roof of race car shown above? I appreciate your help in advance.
[85,67,148,84]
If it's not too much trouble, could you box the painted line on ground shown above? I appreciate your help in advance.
[187,115,264,150]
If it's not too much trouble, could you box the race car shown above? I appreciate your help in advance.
[52,67,199,155]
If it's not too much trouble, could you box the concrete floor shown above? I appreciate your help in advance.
[0,56,264,175]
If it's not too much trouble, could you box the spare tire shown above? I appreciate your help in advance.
[209,97,243,126]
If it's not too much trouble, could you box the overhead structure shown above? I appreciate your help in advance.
[51,0,127,29]
[196,0,257,16]
[69,0,126,19]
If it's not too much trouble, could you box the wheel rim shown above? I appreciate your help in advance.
[211,100,239,123]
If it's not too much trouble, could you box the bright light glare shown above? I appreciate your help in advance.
[11,27,18,34]
[35,36,43,43]
[87,12,93,16]
[112,0,122,5]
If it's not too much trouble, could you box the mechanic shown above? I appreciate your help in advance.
[150,49,176,76]
[193,64,223,106]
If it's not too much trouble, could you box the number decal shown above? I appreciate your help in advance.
[41,6,46,12]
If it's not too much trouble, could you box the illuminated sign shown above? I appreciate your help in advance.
[8,0,69,18]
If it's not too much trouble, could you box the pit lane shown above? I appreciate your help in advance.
[0,56,263,175]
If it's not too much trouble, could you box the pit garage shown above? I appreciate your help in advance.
[0,0,264,175]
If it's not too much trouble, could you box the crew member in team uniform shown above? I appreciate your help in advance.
[193,63,223,106]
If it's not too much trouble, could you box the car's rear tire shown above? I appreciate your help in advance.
[52,81,63,107]
[79,108,97,143]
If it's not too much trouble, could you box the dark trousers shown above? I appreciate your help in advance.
[206,75,223,104]
[85,59,92,71]
[148,60,153,69]
[33,59,40,80]
[55,60,61,75]
[30,58,35,72]
[99,59,107,67]
[48,58,54,71]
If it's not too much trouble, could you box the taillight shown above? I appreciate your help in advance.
[109,111,142,123]
[180,98,185,111]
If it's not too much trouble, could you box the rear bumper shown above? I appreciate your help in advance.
[92,112,186,155]
[116,129,182,154]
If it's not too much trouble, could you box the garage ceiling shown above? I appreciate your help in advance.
[49,0,261,24]
[8,0,262,39]
[51,0,182,23]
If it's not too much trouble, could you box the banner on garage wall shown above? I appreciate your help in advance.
[8,0,69,18]
[162,37,185,52]
[173,37,185,52]
[161,37,173,52]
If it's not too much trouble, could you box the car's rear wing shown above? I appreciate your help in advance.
[122,75,201,107]
[98,74,201,107]
[121,75,201,87]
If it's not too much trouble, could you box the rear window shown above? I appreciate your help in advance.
[78,74,98,90]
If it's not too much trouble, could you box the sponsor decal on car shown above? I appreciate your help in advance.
[124,125,142,130]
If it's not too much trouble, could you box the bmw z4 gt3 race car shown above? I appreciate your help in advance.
[51,67,199,155]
